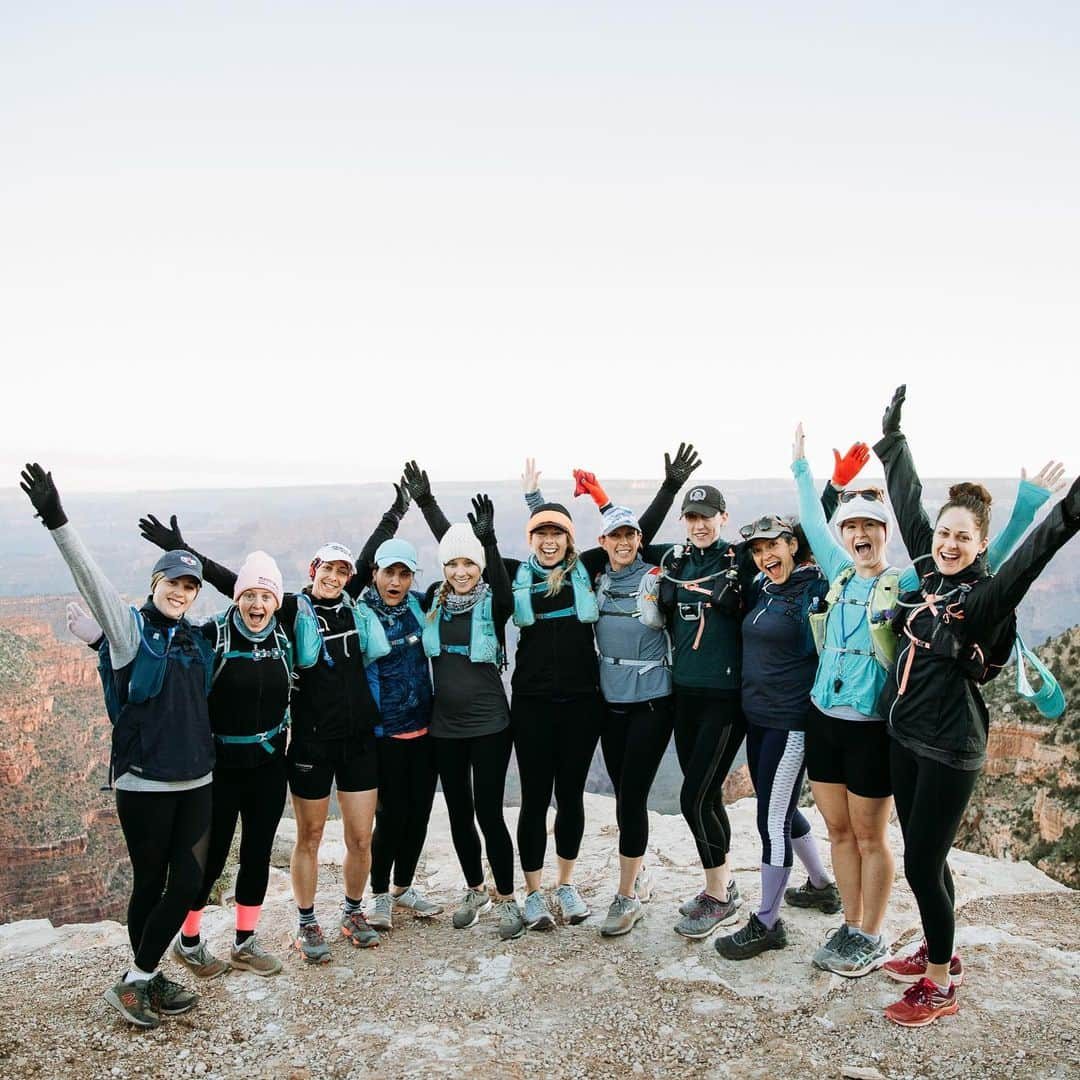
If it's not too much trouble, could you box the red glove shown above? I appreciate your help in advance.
[572,469,610,508]
[832,443,870,487]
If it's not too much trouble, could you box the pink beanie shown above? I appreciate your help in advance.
[233,550,284,607]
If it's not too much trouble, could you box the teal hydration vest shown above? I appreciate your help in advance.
[293,591,393,669]
[422,592,502,665]
[387,595,428,649]
[512,560,599,628]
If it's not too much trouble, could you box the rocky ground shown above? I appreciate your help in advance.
[0,795,1077,1080]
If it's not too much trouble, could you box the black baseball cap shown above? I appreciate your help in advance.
[152,549,204,583]
[680,484,726,518]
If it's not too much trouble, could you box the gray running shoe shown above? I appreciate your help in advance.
[634,867,652,904]
[497,899,526,941]
[523,889,555,931]
[293,922,332,964]
[600,894,644,938]
[171,937,229,979]
[229,935,282,977]
[147,972,199,1015]
[811,925,851,971]
[366,893,393,931]
[103,977,160,1029]
[678,890,707,918]
[819,928,889,978]
[715,914,788,961]
[678,880,741,918]
[784,878,842,914]
[452,889,492,929]
[340,909,380,949]
[554,883,591,925]
[673,891,740,940]
[394,886,443,917]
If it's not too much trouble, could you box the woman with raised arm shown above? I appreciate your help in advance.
[20,464,213,1029]
[873,387,1075,1027]
[405,445,700,932]
[138,484,411,963]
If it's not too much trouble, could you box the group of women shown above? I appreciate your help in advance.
[19,385,1079,1033]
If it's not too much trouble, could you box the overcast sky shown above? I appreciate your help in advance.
[2,2,1078,493]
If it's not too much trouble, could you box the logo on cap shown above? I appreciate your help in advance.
[180,555,197,567]
[689,488,706,502]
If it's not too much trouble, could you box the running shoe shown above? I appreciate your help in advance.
[366,893,394,931]
[229,935,282,977]
[811,925,850,970]
[678,880,742,918]
[147,972,199,1015]
[293,922,332,964]
[393,886,443,917]
[340,909,380,948]
[819,928,889,977]
[882,941,964,987]
[883,977,959,1028]
[600,895,644,938]
[497,899,526,941]
[715,913,788,960]
[171,937,229,979]
[673,891,740,939]
[523,889,555,931]
[103,977,160,1029]
[452,888,492,929]
[784,878,842,915]
[554,883,591,925]
[634,867,652,904]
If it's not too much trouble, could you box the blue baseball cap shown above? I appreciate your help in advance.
[373,538,419,572]
[152,549,204,583]
[600,505,641,536]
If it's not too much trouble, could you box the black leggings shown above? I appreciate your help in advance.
[116,785,212,972]
[370,734,439,894]
[512,693,604,872]
[890,739,980,966]
[746,724,812,867]
[673,694,746,870]
[433,728,515,897]
[600,697,674,859]
[196,760,288,910]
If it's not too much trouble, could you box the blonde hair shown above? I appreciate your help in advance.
[427,580,453,622]
[544,547,578,597]
[150,571,166,592]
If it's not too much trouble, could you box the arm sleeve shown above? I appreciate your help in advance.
[49,523,140,668]
[346,511,401,598]
[792,458,851,582]
[986,479,1052,570]
[580,548,606,577]
[524,489,545,513]
[485,540,514,626]
[638,482,678,545]
[416,495,451,542]
[873,432,934,562]
[820,481,839,523]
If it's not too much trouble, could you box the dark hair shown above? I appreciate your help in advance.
[791,521,816,565]
[938,482,993,538]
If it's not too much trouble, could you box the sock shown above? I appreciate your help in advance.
[235,903,261,935]
[851,927,881,945]
[791,833,831,890]
[125,966,155,984]
[756,864,791,930]
[933,978,951,994]
[180,908,204,945]
[235,929,254,947]
[298,905,317,928]
[343,895,363,915]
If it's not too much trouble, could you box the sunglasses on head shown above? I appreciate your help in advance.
[838,488,885,504]
[739,515,794,540]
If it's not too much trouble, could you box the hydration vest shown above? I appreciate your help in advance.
[293,590,393,669]
[809,567,901,670]
[385,594,428,650]
[595,565,666,631]
[748,570,828,656]
[512,560,599,627]
[422,592,502,665]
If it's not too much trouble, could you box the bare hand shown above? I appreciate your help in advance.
[792,423,806,464]
[521,457,541,495]
[1022,460,1066,494]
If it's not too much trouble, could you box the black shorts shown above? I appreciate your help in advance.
[804,708,892,799]
[286,734,378,800]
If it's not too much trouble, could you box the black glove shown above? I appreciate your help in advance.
[1063,476,1080,525]
[882,384,907,437]
[389,478,411,520]
[467,494,496,545]
[709,571,742,616]
[19,463,68,529]
[403,460,433,506]
[664,442,702,489]
[139,513,187,552]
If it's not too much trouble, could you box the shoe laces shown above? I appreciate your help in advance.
[903,977,945,1007]
[300,923,325,944]
[497,900,519,921]
[733,915,766,944]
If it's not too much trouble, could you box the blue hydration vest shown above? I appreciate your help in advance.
[422,593,502,665]
[293,591,393,669]
[512,560,599,627]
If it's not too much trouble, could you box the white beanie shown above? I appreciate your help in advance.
[233,550,284,606]
[439,523,486,571]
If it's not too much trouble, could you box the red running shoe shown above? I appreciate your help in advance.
[882,941,964,986]
[884,977,960,1028]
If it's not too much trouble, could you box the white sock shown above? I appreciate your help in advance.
[124,966,155,984]
[933,978,952,994]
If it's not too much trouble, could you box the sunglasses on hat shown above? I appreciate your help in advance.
[738,515,794,540]
[838,488,885,504]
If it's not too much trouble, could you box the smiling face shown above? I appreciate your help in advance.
[152,575,200,620]
[598,525,641,571]
[311,559,353,600]
[237,588,279,633]
[374,563,415,606]
[933,506,988,576]
[530,525,569,567]
[750,535,799,585]
[444,557,481,595]
[683,510,726,549]
[839,518,888,577]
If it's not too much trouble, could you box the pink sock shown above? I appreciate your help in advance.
[181,909,204,938]
[235,904,262,933]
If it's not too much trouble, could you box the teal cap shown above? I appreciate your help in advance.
[374,538,419,572]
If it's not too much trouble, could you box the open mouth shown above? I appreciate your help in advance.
[854,540,873,558]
